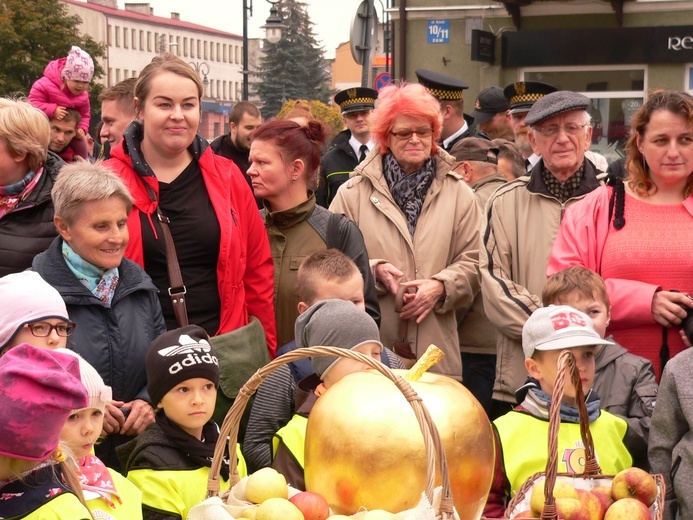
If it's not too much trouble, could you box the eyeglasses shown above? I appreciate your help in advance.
[534,123,589,137]
[25,321,76,338]
[390,128,433,141]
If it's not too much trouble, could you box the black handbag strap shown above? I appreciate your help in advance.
[143,181,189,327]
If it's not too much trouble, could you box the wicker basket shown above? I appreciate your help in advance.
[503,350,665,519]
[204,345,457,519]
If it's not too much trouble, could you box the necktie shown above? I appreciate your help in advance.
[359,144,369,163]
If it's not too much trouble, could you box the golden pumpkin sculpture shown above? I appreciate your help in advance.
[304,346,495,518]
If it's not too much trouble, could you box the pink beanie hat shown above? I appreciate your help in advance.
[55,349,112,413]
[61,46,94,82]
[0,344,88,461]
[0,271,69,350]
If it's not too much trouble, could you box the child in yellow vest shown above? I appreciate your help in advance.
[58,349,143,520]
[271,298,384,490]
[483,305,633,517]
[118,326,245,520]
[0,344,91,519]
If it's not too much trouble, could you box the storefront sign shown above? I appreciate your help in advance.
[503,26,693,66]
[471,29,495,64]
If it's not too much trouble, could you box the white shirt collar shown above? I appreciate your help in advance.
[349,135,375,159]
[442,120,469,149]
[527,153,541,171]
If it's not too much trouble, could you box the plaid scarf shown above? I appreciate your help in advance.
[382,152,435,237]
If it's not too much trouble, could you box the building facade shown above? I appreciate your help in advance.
[62,0,247,139]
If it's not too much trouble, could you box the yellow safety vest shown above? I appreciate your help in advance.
[86,470,143,520]
[494,410,632,494]
[272,414,308,469]
[23,492,92,520]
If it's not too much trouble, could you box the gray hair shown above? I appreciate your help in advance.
[52,162,134,224]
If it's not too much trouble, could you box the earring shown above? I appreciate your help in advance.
[292,177,298,183]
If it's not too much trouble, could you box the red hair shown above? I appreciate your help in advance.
[371,82,443,154]
[251,119,326,185]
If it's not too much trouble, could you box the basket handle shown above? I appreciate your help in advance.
[206,345,455,519]
[541,350,602,519]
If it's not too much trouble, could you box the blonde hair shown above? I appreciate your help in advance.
[542,266,610,311]
[297,249,361,304]
[0,97,50,172]
[52,162,134,224]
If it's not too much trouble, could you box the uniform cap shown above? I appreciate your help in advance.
[415,69,469,101]
[334,87,378,115]
[503,81,558,115]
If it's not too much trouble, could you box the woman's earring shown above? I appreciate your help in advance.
[292,177,298,183]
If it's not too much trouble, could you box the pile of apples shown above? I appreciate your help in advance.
[238,468,399,520]
[514,467,658,520]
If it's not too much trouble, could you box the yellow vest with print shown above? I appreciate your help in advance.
[86,470,143,520]
[494,409,632,494]
[23,491,92,520]
[272,414,308,469]
[126,445,246,519]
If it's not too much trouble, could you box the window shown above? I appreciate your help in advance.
[124,70,129,79]
[147,31,152,52]
[116,68,121,82]
[184,37,188,57]
[523,65,647,163]
[107,25,113,46]
[132,29,137,49]
[216,79,220,99]
[115,26,121,47]
[198,40,202,58]
[217,43,221,62]
[176,36,181,55]
[687,65,693,94]
[210,42,214,61]
[235,46,240,64]
[223,81,227,100]
[235,82,240,101]
[108,68,113,86]
[123,28,128,49]
[154,32,159,52]
[223,44,227,62]
[140,30,144,50]
[132,70,137,78]
[204,41,208,60]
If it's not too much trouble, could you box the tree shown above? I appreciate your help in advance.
[276,98,343,142]
[0,0,106,122]
[253,0,332,118]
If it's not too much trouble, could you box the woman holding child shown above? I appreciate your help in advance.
[247,119,379,348]
[329,82,481,381]
[548,89,693,378]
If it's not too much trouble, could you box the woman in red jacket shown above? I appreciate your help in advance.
[105,53,276,357]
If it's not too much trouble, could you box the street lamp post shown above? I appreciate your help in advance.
[242,0,287,101]
[189,61,210,96]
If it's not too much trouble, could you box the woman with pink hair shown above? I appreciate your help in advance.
[330,82,481,381]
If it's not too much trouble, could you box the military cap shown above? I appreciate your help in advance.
[524,91,591,127]
[450,137,499,165]
[503,81,557,115]
[334,87,378,115]
[471,87,510,126]
[415,69,469,101]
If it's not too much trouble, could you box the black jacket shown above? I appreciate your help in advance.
[443,114,490,153]
[316,130,359,208]
[210,134,262,208]
[0,151,64,277]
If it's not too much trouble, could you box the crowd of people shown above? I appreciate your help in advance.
[2,46,693,519]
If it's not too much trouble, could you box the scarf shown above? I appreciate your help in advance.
[0,168,42,218]
[515,377,601,423]
[155,410,229,480]
[62,241,120,306]
[381,152,436,237]
[76,454,122,507]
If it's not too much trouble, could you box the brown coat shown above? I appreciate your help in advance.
[330,147,481,381]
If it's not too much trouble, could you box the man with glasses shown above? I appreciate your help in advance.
[479,91,605,419]
[317,87,377,207]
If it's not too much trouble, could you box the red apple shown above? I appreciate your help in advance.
[289,491,330,520]
[555,497,591,520]
[611,468,658,507]
[576,489,605,520]
[604,497,651,520]
[590,486,614,514]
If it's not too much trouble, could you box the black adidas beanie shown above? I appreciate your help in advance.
[146,325,219,406]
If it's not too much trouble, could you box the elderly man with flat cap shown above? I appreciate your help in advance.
[450,137,507,415]
[316,87,378,207]
[415,69,488,152]
[479,91,606,418]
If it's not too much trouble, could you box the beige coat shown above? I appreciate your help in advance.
[330,147,481,381]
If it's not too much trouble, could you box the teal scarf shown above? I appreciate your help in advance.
[62,241,119,307]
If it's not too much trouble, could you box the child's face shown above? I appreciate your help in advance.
[3,319,70,355]
[60,408,104,460]
[525,346,596,406]
[65,80,90,95]
[323,341,383,388]
[554,291,610,338]
[301,273,365,314]
[158,378,216,440]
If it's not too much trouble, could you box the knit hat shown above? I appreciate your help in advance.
[295,299,383,380]
[0,344,88,461]
[146,325,219,406]
[61,46,94,82]
[55,349,112,413]
[0,271,70,350]
[523,305,614,359]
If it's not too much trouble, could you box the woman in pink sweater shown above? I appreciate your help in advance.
[28,46,93,159]
[548,90,693,379]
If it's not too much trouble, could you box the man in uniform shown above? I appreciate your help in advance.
[471,87,514,141]
[480,91,604,418]
[415,69,487,152]
[316,87,377,207]
[503,81,558,171]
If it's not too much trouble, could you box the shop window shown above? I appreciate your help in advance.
[523,66,646,163]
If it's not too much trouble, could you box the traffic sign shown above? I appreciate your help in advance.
[374,72,392,91]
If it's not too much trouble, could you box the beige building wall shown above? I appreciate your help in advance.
[331,42,362,90]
